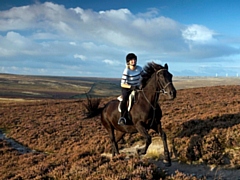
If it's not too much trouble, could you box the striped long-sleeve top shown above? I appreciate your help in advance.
[121,65,143,86]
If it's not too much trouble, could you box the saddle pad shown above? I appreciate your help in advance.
[117,91,135,112]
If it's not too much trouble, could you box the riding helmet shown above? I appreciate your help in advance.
[126,53,137,64]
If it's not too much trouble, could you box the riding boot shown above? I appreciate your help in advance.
[118,103,128,125]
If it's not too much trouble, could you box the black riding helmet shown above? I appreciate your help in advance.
[126,53,137,65]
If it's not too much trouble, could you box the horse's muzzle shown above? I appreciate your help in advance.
[168,88,176,100]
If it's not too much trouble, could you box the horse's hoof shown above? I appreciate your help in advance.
[163,160,171,167]
[137,148,146,155]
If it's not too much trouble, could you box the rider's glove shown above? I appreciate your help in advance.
[130,85,139,90]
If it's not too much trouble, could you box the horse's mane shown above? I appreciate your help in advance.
[141,62,165,88]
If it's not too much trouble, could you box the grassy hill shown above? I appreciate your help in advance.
[0,73,239,99]
[0,73,121,99]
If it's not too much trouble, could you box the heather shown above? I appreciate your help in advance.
[0,85,240,179]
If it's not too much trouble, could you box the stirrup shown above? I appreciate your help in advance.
[118,117,126,125]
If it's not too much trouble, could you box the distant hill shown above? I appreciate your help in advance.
[0,73,121,99]
[0,73,239,99]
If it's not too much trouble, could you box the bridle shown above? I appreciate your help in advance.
[156,69,172,94]
[140,69,172,105]
[138,68,172,127]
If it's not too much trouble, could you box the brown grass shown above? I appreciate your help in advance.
[0,74,240,179]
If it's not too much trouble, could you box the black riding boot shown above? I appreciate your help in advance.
[118,102,128,125]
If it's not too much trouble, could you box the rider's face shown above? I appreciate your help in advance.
[129,59,137,66]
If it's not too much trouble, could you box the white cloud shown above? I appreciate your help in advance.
[0,2,239,77]
[74,54,86,61]
[0,31,40,56]
[137,8,159,18]
[103,59,121,65]
[0,47,12,56]
[182,24,216,43]
[31,32,60,40]
[69,42,77,46]
[6,31,30,47]
[99,8,132,20]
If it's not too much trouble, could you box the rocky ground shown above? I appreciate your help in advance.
[0,85,240,179]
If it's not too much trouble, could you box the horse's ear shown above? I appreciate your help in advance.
[164,63,168,70]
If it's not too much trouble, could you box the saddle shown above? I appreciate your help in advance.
[117,90,136,112]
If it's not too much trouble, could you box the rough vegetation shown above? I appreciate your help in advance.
[0,85,240,179]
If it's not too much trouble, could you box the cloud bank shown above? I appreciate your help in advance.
[0,2,239,77]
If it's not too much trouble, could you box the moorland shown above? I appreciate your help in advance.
[0,73,240,179]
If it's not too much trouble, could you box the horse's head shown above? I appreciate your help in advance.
[154,63,176,100]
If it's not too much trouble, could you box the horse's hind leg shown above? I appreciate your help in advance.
[102,117,119,157]
[108,126,119,157]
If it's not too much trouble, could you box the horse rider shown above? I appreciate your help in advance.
[118,53,143,125]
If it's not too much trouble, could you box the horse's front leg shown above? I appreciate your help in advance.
[135,121,151,155]
[108,126,119,157]
[154,105,171,166]
[157,123,171,167]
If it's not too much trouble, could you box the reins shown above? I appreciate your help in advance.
[137,68,172,127]
[140,89,157,110]
[139,69,172,108]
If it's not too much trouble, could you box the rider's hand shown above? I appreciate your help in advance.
[130,85,139,90]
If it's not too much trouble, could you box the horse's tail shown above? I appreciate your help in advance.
[81,93,107,119]
[82,107,104,119]
[82,100,116,119]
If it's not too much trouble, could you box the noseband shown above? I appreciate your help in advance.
[156,69,172,94]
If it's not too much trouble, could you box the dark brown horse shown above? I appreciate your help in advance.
[101,62,176,166]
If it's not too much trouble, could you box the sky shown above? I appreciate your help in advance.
[0,0,240,78]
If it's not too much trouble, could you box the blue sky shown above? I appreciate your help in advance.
[0,0,240,77]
